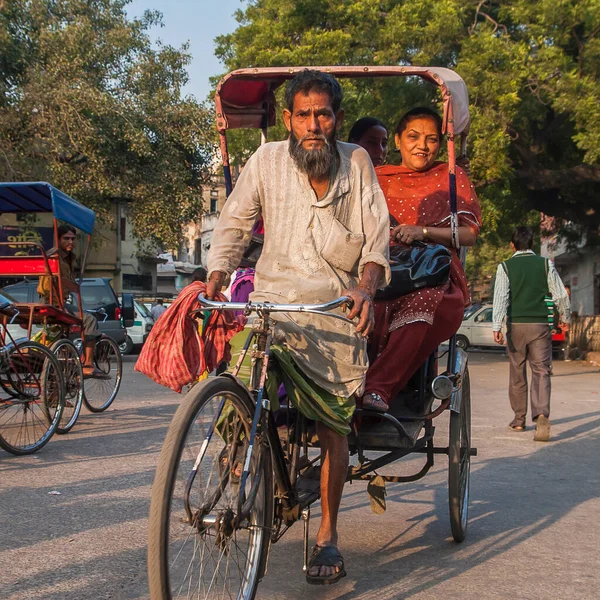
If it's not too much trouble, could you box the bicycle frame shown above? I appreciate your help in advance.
[190,295,353,533]
[0,302,48,400]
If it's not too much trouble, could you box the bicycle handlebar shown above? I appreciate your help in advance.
[84,307,109,322]
[197,294,355,323]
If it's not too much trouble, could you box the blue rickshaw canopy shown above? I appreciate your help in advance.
[0,182,96,234]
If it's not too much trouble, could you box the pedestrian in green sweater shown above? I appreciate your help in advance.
[492,227,570,441]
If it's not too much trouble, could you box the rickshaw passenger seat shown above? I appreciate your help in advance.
[8,303,82,327]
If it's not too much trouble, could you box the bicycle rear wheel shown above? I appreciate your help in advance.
[51,339,83,434]
[83,337,122,412]
[0,341,65,455]
[148,377,273,600]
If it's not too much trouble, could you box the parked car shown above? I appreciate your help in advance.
[457,303,566,357]
[551,325,568,359]
[456,304,496,350]
[1,277,130,345]
[118,298,154,354]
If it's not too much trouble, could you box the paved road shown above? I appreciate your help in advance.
[1,352,600,599]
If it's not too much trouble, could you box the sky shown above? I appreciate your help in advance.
[126,0,243,102]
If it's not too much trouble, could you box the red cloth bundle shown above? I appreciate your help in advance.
[134,282,244,392]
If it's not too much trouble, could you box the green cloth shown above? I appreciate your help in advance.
[265,345,355,437]
[502,254,549,324]
[544,296,557,330]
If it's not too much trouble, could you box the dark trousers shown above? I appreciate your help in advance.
[506,323,552,424]
[365,288,464,403]
[65,304,100,339]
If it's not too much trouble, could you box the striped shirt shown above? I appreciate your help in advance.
[492,250,571,331]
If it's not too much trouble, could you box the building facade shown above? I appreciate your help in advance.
[542,233,600,317]
[0,175,230,297]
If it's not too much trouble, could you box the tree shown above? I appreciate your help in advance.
[0,0,215,249]
[214,0,600,279]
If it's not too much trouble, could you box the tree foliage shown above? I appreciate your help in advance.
[0,0,214,248]
[215,0,600,279]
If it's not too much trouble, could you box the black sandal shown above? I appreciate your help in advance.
[82,367,111,380]
[306,545,346,585]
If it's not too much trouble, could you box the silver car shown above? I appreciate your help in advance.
[456,304,496,350]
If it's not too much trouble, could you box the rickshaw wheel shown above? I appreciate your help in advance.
[51,339,84,434]
[148,377,273,600]
[82,337,122,412]
[0,341,65,455]
[448,368,471,542]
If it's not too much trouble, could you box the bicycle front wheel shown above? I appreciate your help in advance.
[51,339,83,434]
[83,337,122,412]
[148,377,273,600]
[0,341,65,455]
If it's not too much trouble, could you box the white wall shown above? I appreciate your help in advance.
[543,249,598,317]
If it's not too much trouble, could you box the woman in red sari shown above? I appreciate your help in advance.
[362,107,481,412]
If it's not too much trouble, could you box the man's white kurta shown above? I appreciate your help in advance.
[208,140,390,397]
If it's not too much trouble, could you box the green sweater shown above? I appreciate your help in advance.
[502,254,549,324]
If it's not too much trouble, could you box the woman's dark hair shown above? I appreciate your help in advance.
[285,69,343,114]
[511,226,534,251]
[57,224,76,238]
[348,117,387,143]
[395,106,443,140]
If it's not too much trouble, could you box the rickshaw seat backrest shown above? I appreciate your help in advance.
[0,254,59,277]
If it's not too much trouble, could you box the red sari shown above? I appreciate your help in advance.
[364,162,481,403]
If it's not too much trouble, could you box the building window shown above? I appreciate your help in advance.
[194,239,202,265]
[210,197,218,213]
[123,273,152,292]
[120,217,126,241]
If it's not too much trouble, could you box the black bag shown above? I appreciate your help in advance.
[375,241,452,300]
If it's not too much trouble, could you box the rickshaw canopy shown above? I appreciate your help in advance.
[0,182,96,234]
[215,66,470,136]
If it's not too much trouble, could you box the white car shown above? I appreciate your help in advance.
[118,299,154,354]
[456,304,496,350]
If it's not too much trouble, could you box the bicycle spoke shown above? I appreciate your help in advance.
[149,379,270,599]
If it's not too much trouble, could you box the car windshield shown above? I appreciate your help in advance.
[0,290,17,304]
[135,300,152,318]
[0,282,31,303]
[463,304,481,320]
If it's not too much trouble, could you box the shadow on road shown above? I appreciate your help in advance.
[263,409,600,599]
[3,379,600,599]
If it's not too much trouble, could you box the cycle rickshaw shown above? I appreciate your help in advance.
[0,292,66,455]
[0,183,133,453]
[148,65,476,599]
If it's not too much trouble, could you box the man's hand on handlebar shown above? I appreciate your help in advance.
[206,271,226,299]
[343,288,374,338]
[343,262,384,337]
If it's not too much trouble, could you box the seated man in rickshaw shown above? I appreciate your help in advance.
[207,70,390,585]
[37,224,103,378]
